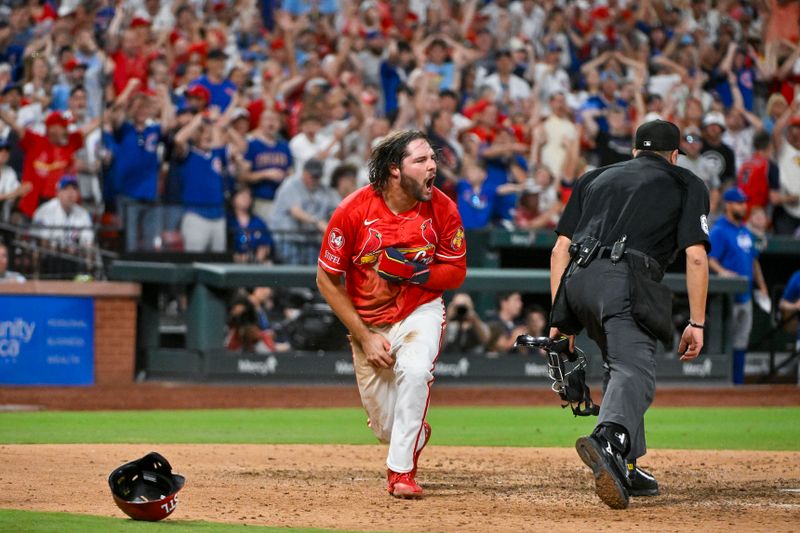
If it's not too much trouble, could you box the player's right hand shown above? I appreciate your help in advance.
[361,331,394,369]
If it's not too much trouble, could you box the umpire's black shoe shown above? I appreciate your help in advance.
[576,435,630,509]
[628,464,659,497]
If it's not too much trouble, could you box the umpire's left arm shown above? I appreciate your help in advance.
[680,243,709,360]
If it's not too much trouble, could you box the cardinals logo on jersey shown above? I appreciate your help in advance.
[354,219,439,265]
[403,218,437,263]
[355,228,383,265]
[386,218,437,264]
[420,218,437,246]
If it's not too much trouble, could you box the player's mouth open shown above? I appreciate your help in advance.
[425,177,434,191]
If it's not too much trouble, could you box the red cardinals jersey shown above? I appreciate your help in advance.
[18,129,84,217]
[318,185,466,326]
[737,153,769,209]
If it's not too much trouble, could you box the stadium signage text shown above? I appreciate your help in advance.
[682,359,713,377]
[335,360,354,375]
[524,362,550,377]
[0,318,36,357]
[237,356,278,375]
[434,358,470,377]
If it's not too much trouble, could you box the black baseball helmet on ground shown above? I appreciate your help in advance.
[108,452,185,521]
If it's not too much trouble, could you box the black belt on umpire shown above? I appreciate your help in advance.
[570,234,663,282]
[597,246,663,282]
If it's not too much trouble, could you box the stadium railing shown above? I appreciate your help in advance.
[0,220,118,280]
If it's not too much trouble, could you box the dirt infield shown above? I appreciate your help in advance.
[1,444,798,532]
[2,382,800,410]
[2,383,799,531]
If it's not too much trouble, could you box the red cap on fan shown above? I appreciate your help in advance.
[45,111,70,128]
[186,41,209,57]
[185,84,211,104]
[130,17,151,29]
[63,58,87,72]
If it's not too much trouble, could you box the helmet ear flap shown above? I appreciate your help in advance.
[108,452,185,521]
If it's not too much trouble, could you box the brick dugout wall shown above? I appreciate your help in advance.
[93,293,139,384]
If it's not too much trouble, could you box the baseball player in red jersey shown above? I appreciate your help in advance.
[317,130,467,499]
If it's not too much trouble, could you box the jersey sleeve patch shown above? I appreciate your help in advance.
[451,226,465,252]
[328,228,345,250]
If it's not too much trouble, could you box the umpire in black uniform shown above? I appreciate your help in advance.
[549,120,710,509]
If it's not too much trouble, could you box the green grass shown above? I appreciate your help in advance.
[0,509,362,533]
[2,406,798,450]
[1,408,798,532]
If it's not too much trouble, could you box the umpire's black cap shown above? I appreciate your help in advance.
[634,119,681,152]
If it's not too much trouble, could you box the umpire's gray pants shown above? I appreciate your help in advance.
[563,258,657,460]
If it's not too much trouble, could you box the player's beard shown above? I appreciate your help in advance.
[400,170,434,202]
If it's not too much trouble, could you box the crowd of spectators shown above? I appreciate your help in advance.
[0,1,799,357]
[0,0,797,274]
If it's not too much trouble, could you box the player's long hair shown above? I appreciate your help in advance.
[368,130,430,192]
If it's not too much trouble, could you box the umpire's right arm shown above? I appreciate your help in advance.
[548,234,574,350]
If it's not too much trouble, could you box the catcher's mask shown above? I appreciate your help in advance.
[108,452,185,521]
[514,335,600,417]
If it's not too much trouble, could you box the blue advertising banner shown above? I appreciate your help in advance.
[0,295,94,386]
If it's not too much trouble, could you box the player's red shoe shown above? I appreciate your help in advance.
[411,421,431,477]
[387,470,423,499]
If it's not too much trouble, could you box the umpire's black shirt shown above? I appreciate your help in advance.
[556,152,711,269]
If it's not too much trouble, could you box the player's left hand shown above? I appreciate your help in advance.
[377,247,430,285]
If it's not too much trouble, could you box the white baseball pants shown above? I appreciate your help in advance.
[351,297,445,473]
